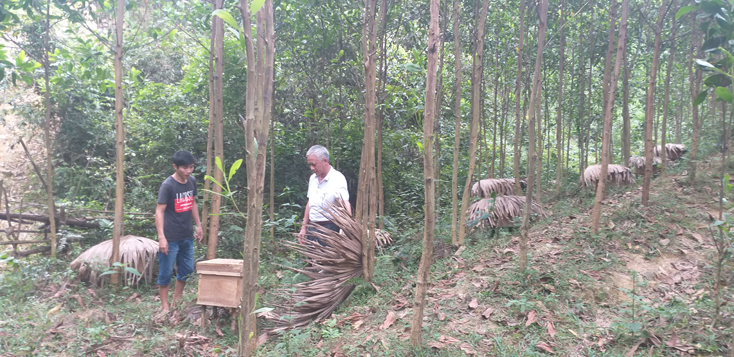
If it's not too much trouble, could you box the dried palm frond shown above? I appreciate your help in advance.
[581,164,635,188]
[653,143,687,161]
[274,199,363,330]
[374,229,393,248]
[70,235,158,287]
[471,178,527,197]
[628,156,675,175]
[467,195,546,228]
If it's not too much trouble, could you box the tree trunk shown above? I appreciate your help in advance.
[536,78,543,205]
[111,0,125,285]
[592,0,628,234]
[43,0,58,258]
[355,0,380,282]
[410,0,439,344]
[492,48,500,179]
[376,0,388,230]
[206,0,224,260]
[450,0,462,245]
[433,0,445,216]
[236,1,275,355]
[201,0,217,246]
[457,0,490,246]
[500,84,509,176]
[513,0,527,194]
[600,0,617,165]
[520,0,548,274]
[660,0,677,176]
[584,12,595,170]
[555,0,566,194]
[622,51,631,165]
[642,0,668,207]
[577,24,588,177]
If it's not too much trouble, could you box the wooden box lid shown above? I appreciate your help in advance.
[196,259,243,277]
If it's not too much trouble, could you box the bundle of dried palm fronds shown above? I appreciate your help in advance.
[471,178,527,197]
[274,199,363,330]
[581,164,635,188]
[628,156,674,175]
[467,195,546,228]
[654,143,687,161]
[374,229,393,248]
[70,235,158,287]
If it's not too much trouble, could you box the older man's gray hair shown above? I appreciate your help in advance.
[307,145,330,162]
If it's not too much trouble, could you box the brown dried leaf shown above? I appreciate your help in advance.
[536,342,554,354]
[546,320,556,338]
[542,284,556,293]
[72,294,86,308]
[380,311,396,330]
[691,233,704,244]
[526,310,537,327]
[126,293,140,302]
[213,323,224,337]
[427,341,445,349]
[468,298,479,310]
[472,265,485,272]
[666,329,678,348]
[256,332,268,347]
[439,335,461,344]
[276,271,283,279]
[624,340,644,357]
[353,319,364,330]
[459,342,476,355]
[481,307,494,319]
[438,312,446,321]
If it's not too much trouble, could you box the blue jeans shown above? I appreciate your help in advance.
[157,238,194,286]
[306,222,340,247]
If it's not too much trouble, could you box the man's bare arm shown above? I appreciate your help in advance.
[155,203,169,254]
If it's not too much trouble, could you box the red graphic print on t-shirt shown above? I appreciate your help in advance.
[175,190,194,213]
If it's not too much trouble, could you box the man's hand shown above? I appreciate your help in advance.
[195,225,204,242]
[298,226,307,245]
[159,237,169,255]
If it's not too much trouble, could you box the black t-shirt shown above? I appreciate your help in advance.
[157,176,197,241]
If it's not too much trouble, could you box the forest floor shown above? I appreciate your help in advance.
[1,146,733,356]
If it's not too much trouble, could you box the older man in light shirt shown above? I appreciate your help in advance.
[297,145,351,246]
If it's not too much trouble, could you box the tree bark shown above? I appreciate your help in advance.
[592,0,628,234]
[577,24,588,177]
[201,0,217,246]
[237,1,275,355]
[520,0,548,274]
[376,0,388,231]
[450,0,462,245]
[660,0,677,176]
[409,0,439,344]
[433,1,446,216]
[622,51,631,165]
[355,0,379,282]
[457,0,490,246]
[513,0,527,194]
[555,0,566,194]
[206,0,225,260]
[111,0,125,285]
[642,0,668,207]
[43,0,58,258]
[600,0,617,164]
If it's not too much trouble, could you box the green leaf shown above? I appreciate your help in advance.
[215,156,224,174]
[252,307,274,314]
[253,137,258,158]
[694,90,708,106]
[229,159,243,180]
[715,86,733,103]
[676,5,698,20]
[250,0,266,15]
[696,59,716,68]
[249,331,254,339]
[124,267,142,276]
[416,140,424,152]
[712,220,726,227]
[213,9,240,30]
[205,174,226,191]
[99,270,116,276]
[628,322,642,333]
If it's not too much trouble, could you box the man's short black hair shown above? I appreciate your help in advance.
[173,150,195,167]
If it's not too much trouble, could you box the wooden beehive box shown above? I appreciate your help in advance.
[196,259,243,308]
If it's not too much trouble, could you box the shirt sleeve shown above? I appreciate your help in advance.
[191,177,198,197]
[337,175,349,202]
[157,182,171,205]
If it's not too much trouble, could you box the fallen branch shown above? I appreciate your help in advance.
[14,245,51,257]
[0,212,99,229]
[0,239,51,245]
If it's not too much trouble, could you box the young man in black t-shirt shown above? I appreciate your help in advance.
[156,151,203,312]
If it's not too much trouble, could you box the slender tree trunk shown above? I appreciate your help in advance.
[206,0,224,259]
[642,0,668,207]
[457,0,490,246]
[555,0,566,194]
[450,0,462,245]
[492,48,500,179]
[566,44,576,173]
[577,26,588,177]
[600,0,617,165]
[592,0,628,234]
[520,0,548,274]
[111,0,125,284]
[661,1,677,175]
[622,52,631,165]
[513,0,527,194]
[376,0,388,230]
[410,0,439,344]
[201,1,217,246]
[433,1,446,216]
[237,1,275,355]
[355,0,379,281]
[269,96,275,247]
[43,0,58,258]
[500,84,509,176]
[584,12,595,170]
[536,78,543,205]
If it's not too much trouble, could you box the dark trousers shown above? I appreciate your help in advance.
[306,221,340,247]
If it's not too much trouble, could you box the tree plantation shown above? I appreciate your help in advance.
[1,0,733,355]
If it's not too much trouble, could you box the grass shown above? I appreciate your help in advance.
[1,160,734,356]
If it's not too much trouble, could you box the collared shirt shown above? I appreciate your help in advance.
[307,165,349,222]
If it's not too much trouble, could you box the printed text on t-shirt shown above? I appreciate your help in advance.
[175,190,194,213]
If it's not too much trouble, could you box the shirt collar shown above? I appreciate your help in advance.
[321,165,334,181]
